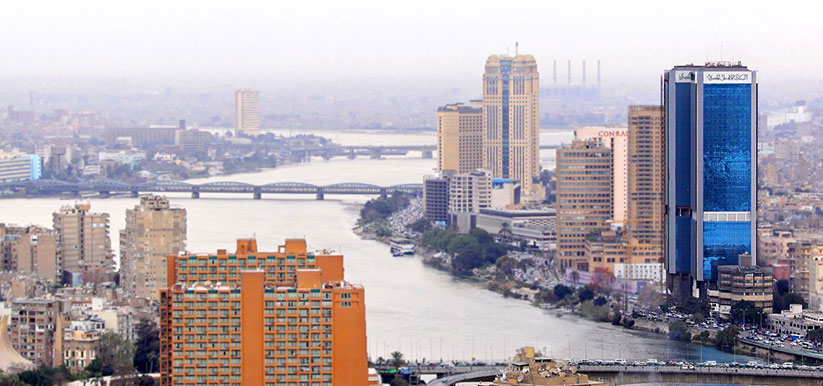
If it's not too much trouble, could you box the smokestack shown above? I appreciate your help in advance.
[567,60,572,86]
[553,60,557,86]
[582,60,586,86]
[597,60,601,93]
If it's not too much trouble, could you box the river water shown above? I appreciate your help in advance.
[0,130,751,364]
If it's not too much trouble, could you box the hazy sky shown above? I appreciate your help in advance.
[2,0,822,85]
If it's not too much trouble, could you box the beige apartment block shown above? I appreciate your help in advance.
[482,54,540,194]
[627,105,665,263]
[1,225,59,281]
[235,88,260,136]
[120,195,186,300]
[556,139,612,272]
[574,126,628,223]
[53,203,114,283]
[437,102,483,173]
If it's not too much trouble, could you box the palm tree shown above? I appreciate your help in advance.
[390,351,405,368]
[498,222,513,243]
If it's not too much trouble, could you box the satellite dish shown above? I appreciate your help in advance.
[517,375,524,382]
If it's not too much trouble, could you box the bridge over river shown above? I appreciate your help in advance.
[390,363,823,386]
[4,179,423,200]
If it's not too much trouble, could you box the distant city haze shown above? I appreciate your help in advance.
[1,0,821,127]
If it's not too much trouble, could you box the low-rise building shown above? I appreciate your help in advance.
[708,254,774,318]
[583,231,627,273]
[768,304,823,336]
[0,152,41,183]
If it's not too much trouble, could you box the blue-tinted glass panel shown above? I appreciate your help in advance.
[500,60,511,178]
[674,83,692,207]
[702,83,752,212]
[702,222,751,281]
[674,217,692,273]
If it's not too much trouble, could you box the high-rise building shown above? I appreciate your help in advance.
[159,239,367,386]
[574,126,628,223]
[627,105,665,264]
[120,196,187,301]
[235,88,261,136]
[436,102,483,173]
[0,224,59,281]
[9,298,64,367]
[556,139,613,272]
[423,173,451,224]
[53,203,114,284]
[482,54,540,194]
[448,169,491,214]
[664,63,757,300]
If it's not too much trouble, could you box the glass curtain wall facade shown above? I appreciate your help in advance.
[664,64,757,300]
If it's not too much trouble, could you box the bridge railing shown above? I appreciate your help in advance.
[13,179,423,197]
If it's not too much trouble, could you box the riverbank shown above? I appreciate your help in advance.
[353,221,798,365]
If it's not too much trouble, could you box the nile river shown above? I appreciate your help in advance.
[0,130,750,364]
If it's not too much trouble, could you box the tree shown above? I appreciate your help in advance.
[447,236,483,276]
[716,325,740,352]
[497,222,513,242]
[134,318,159,374]
[695,330,711,344]
[593,296,608,306]
[729,301,763,325]
[406,218,432,233]
[807,328,823,343]
[553,284,573,300]
[577,286,595,303]
[668,321,692,342]
[773,292,807,312]
[570,270,580,285]
[390,378,409,386]
[97,332,136,377]
[0,375,24,386]
[590,270,616,293]
[390,351,405,369]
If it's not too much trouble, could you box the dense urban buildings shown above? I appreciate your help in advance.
[120,195,187,300]
[482,54,540,195]
[235,88,261,136]
[664,63,758,301]
[627,105,665,267]
[53,203,114,285]
[556,139,613,271]
[436,102,483,173]
[159,239,367,386]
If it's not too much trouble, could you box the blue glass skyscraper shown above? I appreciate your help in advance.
[664,63,757,301]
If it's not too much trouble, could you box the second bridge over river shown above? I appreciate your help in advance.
[9,179,424,200]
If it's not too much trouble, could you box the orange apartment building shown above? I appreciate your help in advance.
[159,239,367,386]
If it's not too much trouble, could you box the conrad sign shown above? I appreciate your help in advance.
[597,130,627,138]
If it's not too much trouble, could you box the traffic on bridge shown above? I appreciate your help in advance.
[3,179,423,200]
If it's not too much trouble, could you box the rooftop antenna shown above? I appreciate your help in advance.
[720,42,724,61]
[515,42,519,56]
[506,46,509,56]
